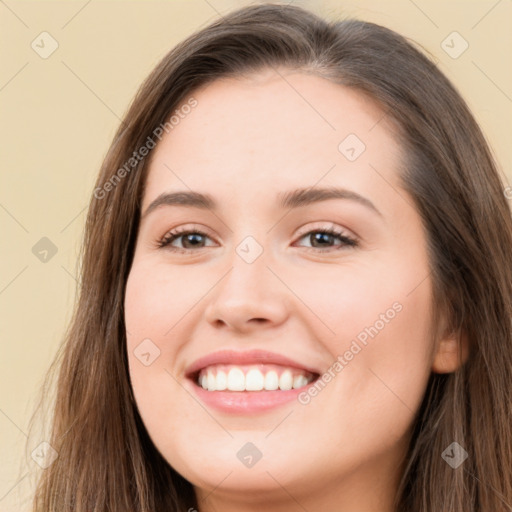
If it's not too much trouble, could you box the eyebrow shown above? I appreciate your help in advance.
[140,186,382,221]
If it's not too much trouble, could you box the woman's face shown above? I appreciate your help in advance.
[124,69,443,510]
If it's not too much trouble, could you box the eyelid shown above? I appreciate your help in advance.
[158,221,352,241]
[157,223,217,248]
[156,221,358,253]
[295,221,355,239]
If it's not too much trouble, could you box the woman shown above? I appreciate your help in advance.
[30,3,512,511]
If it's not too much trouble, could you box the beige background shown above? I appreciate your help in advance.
[1,0,511,509]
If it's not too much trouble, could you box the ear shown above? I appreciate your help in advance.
[432,327,469,374]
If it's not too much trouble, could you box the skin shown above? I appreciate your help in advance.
[124,68,467,512]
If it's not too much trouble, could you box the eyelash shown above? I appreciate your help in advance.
[156,225,359,253]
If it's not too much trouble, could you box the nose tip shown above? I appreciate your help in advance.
[204,263,290,333]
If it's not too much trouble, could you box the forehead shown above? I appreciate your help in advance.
[142,69,403,212]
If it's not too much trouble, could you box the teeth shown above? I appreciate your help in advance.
[216,370,227,391]
[293,374,308,389]
[198,365,315,392]
[207,371,217,391]
[264,371,279,390]
[227,368,245,391]
[279,370,293,390]
[245,369,264,391]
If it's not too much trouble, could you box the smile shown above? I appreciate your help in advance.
[197,364,317,392]
[185,348,322,413]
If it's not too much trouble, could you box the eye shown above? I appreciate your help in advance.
[293,226,358,252]
[156,226,215,253]
[156,224,359,253]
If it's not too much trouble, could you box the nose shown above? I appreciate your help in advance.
[204,250,290,334]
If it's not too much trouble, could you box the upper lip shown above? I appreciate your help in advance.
[185,349,321,379]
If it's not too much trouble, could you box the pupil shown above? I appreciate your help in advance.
[313,233,331,247]
[181,233,335,249]
[184,234,203,248]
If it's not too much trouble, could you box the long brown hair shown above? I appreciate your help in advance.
[29,3,512,511]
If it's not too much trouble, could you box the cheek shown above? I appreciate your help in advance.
[124,264,182,425]
[321,275,433,442]
[305,256,434,435]
[124,260,225,444]
[124,260,207,337]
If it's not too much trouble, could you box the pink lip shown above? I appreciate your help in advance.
[190,384,314,414]
[184,349,321,414]
[185,348,321,377]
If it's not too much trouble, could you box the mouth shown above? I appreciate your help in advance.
[184,349,321,413]
[190,364,319,392]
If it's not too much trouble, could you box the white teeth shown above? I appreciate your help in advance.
[207,371,217,391]
[293,374,308,389]
[245,369,264,391]
[264,371,279,390]
[198,365,315,392]
[216,370,227,391]
[227,368,245,391]
[279,370,293,390]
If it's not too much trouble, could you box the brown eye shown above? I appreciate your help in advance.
[295,228,358,251]
[158,229,214,252]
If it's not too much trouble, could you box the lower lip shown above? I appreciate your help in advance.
[189,379,315,414]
